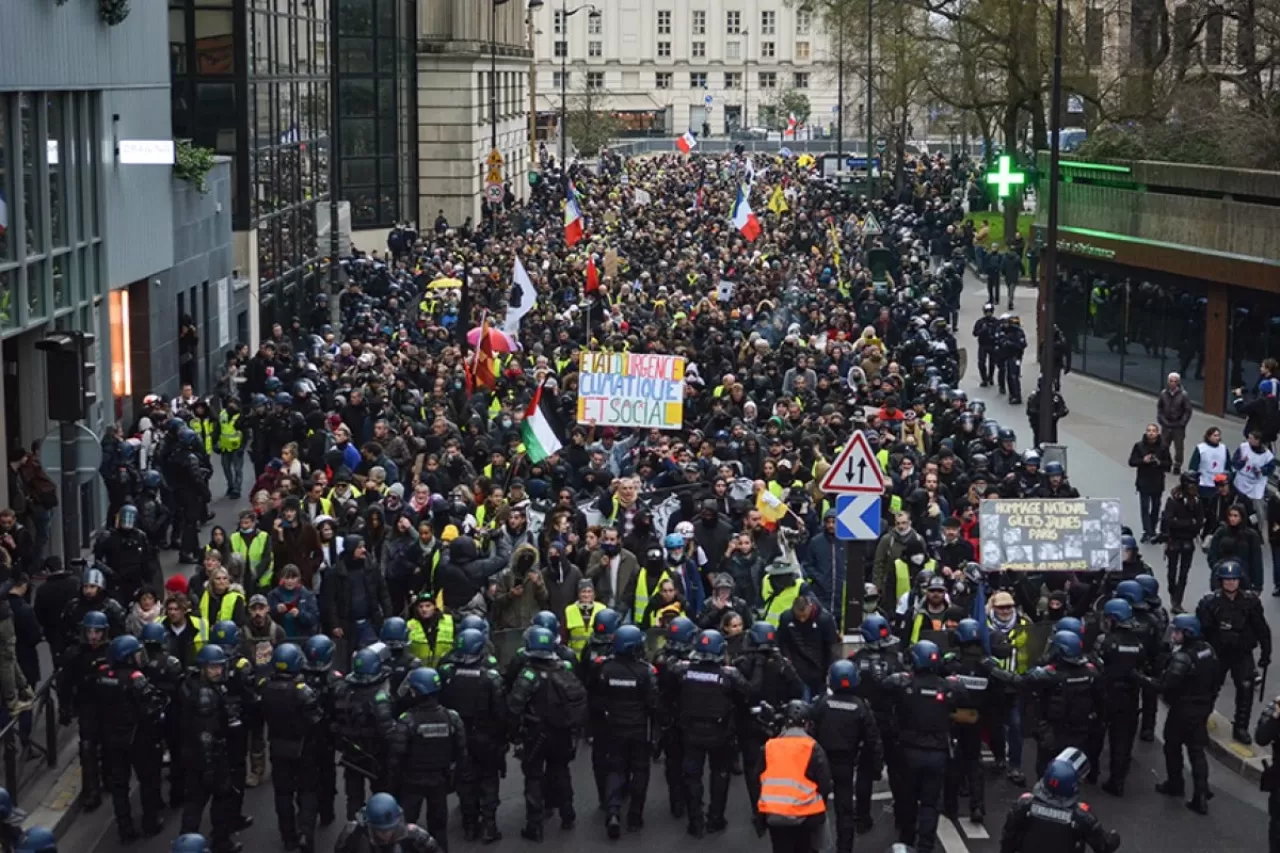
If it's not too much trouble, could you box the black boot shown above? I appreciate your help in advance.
[463,824,480,842]
[117,819,140,843]
[1186,791,1210,815]
[141,814,165,837]
[1101,778,1124,797]
[1155,779,1185,796]
[481,820,502,844]
[606,815,622,840]
[1234,725,1254,745]
[520,825,544,842]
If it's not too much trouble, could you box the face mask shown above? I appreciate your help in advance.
[909,553,925,566]
[702,515,718,528]
[601,542,619,556]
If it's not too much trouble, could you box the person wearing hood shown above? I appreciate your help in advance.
[270,497,322,590]
[777,595,839,699]
[873,511,929,606]
[541,539,583,618]
[493,544,549,631]
[1128,424,1172,543]
[693,499,736,581]
[697,574,748,630]
[319,534,391,655]
[434,534,506,612]
[802,509,847,621]
[382,512,420,615]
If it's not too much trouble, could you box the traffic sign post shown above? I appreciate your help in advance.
[485,182,503,204]
[835,494,881,540]
[819,431,885,493]
[820,431,887,636]
[860,212,883,237]
[875,137,886,153]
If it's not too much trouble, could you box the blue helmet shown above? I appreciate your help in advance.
[524,626,557,660]
[211,620,240,647]
[953,618,981,645]
[663,533,685,551]
[178,427,201,449]
[81,610,109,630]
[0,787,16,822]
[1042,756,1080,799]
[264,377,283,393]
[142,470,162,490]
[693,629,725,659]
[303,634,336,669]
[108,635,143,666]
[139,622,167,646]
[15,828,57,853]
[1172,613,1202,640]
[910,640,942,673]
[592,608,622,639]
[1120,534,1138,553]
[1114,580,1144,606]
[458,615,489,637]
[613,625,645,657]
[275,392,293,407]
[363,792,406,843]
[271,643,305,675]
[350,647,385,681]
[1214,559,1244,580]
[171,834,211,853]
[860,614,893,647]
[1049,630,1084,661]
[380,617,410,648]
[403,667,442,698]
[456,628,487,663]
[749,621,778,649]
[532,611,560,634]
[1054,616,1083,638]
[828,659,859,693]
[1134,574,1160,599]
[1102,598,1133,626]
[195,645,227,667]
[1043,460,1065,477]
[664,616,697,650]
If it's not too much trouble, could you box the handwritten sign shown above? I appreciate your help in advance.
[978,498,1123,572]
[577,352,685,430]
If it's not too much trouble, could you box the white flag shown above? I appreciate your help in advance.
[633,187,652,206]
[502,257,537,336]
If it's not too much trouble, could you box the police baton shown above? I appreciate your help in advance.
[1258,664,1269,703]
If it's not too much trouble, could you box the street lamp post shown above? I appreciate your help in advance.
[1040,0,1066,443]
[557,2,599,176]
[865,0,874,197]
[742,29,750,134]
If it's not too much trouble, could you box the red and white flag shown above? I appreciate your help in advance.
[676,131,698,154]
[731,183,761,241]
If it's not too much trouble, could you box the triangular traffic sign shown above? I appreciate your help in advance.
[819,431,886,494]
[861,212,882,236]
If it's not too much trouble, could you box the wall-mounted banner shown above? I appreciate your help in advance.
[577,352,685,430]
[979,498,1123,571]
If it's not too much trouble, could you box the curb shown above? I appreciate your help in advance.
[22,738,83,838]
[1203,710,1267,784]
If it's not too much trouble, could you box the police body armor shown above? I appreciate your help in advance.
[440,662,506,744]
[1038,661,1099,733]
[180,680,236,772]
[262,676,322,760]
[892,672,955,751]
[397,703,464,785]
[595,657,653,735]
[678,661,739,746]
[96,664,166,748]
[852,646,904,731]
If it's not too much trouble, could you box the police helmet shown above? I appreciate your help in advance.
[613,625,645,657]
[748,621,778,649]
[1042,755,1081,799]
[249,392,269,408]
[195,644,228,680]
[1102,598,1133,626]
[178,428,200,449]
[379,617,410,649]
[1135,574,1160,599]
[271,643,305,675]
[458,614,490,637]
[531,611,560,634]
[117,505,138,530]
[1120,534,1138,553]
[275,392,293,407]
[693,629,726,660]
[303,635,336,669]
[524,626,557,660]
[170,834,212,853]
[264,377,283,393]
[1048,630,1084,661]
[363,792,407,845]
[211,620,240,648]
[910,640,942,673]
[1054,616,1083,637]
[1214,559,1244,580]
[142,470,163,490]
[403,667,442,698]
[997,427,1016,444]
[592,608,622,639]
[456,629,487,663]
[350,647,385,681]
[15,828,57,853]
[953,618,982,645]
[139,622,166,646]
[782,699,810,727]
[912,355,928,368]
[828,659,859,693]
[1022,450,1041,467]
[1172,613,1202,640]
[860,614,893,647]
[983,303,994,314]
[107,635,143,667]
[1114,580,1144,605]
[81,610,109,631]
[665,616,698,650]
[1043,461,1064,477]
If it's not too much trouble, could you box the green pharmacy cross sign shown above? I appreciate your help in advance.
[986,155,1026,198]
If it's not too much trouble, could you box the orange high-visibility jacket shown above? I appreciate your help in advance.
[757,732,827,817]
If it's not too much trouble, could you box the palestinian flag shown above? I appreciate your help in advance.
[520,385,563,463]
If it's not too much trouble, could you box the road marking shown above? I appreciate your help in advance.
[963,821,990,839]
[937,817,972,853]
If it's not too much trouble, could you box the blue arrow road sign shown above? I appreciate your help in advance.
[835,494,881,541]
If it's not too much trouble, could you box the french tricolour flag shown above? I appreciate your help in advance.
[731,183,761,241]
[564,180,584,247]
[676,130,698,154]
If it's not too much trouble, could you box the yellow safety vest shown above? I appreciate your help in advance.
[408,614,454,667]
[761,576,803,624]
[911,607,948,643]
[328,485,363,505]
[192,418,216,455]
[306,496,334,519]
[564,601,605,654]
[231,531,274,588]
[633,567,670,624]
[218,411,243,452]
[198,590,245,641]
[989,614,1031,673]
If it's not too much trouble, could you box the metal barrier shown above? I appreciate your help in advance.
[1,676,59,807]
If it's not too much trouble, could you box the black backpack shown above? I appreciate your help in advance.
[541,664,588,730]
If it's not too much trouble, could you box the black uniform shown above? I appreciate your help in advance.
[387,696,467,851]
[92,527,160,606]
[384,648,423,706]
[587,654,658,827]
[810,690,881,853]
[850,642,909,832]
[973,314,1000,388]
[999,321,1028,403]
[333,817,441,853]
[1134,598,1169,740]
[735,647,805,818]
[333,673,398,819]
[301,665,345,826]
[222,652,259,827]
[652,642,691,818]
[998,789,1121,853]
[1092,622,1149,793]
[1161,486,1203,611]
[173,445,212,559]
[260,671,325,848]
[673,657,750,836]
[1024,657,1103,778]
[96,660,167,839]
[1152,636,1219,803]
[439,656,506,840]
[507,656,587,839]
[941,645,1017,820]
[178,676,241,852]
[142,643,186,807]
[56,641,109,809]
[1253,698,1280,853]
[882,670,966,853]
[579,638,614,810]
[1197,587,1271,736]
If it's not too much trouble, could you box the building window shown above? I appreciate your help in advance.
[587,72,604,90]
[797,9,811,35]
[725,72,741,89]
[691,72,707,88]
[655,71,673,89]
[1205,8,1223,64]
[793,72,809,88]
[657,10,672,35]
[1085,7,1104,64]
[727,41,741,60]
[554,71,570,89]
[588,12,602,34]
[692,41,706,58]
[759,72,777,89]
[761,10,776,35]
[555,40,568,57]
[761,41,775,58]
[658,41,671,57]
[796,41,811,60]
[692,10,706,35]
[589,40,603,57]
[554,10,564,34]
[726,10,741,34]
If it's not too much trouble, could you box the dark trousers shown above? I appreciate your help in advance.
[856,731,906,828]
[1167,547,1195,609]
[944,724,983,817]
[662,728,685,815]
[457,737,502,828]
[900,747,946,853]
[605,733,650,820]
[986,277,1001,306]
[272,756,318,845]
[182,775,237,850]
[768,821,824,853]
[313,739,337,823]
[228,728,248,819]
[682,738,734,828]
[105,743,162,826]
[591,730,609,808]
[1103,696,1139,784]
[176,500,201,556]
[1140,684,1159,737]
[978,347,997,385]
[1163,708,1211,794]
[1005,356,1023,401]
[79,734,104,803]
[830,757,856,853]
[342,753,382,820]
[1216,647,1258,729]
[740,734,766,817]
[1139,491,1162,538]
[521,731,575,831]
[165,717,185,806]
[1269,786,1280,853]
[401,782,450,852]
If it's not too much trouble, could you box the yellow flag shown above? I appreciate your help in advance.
[757,489,788,523]
[768,185,789,215]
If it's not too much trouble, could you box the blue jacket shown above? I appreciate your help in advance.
[266,585,320,638]
[802,531,847,617]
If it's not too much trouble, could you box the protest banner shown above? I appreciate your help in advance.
[978,498,1123,572]
[577,351,685,430]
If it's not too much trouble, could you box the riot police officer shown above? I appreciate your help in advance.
[260,643,325,852]
[388,668,467,852]
[507,626,588,841]
[882,640,965,853]
[56,611,111,811]
[173,427,212,564]
[209,620,257,832]
[580,608,622,811]
[379,617,423,702]
[1133,574,1169,741]
[98,635,167,841]
[301,635,343,827]
[179,645,243,853]
[673,629,750,838]
[139,623,185,808]
[588,625,657,838]
[13,828,57,853]
[1085,598,1145,797]
[92,505,160,606]
[999,314,1028,404]
[334,646,398,820]
[1253,694,1280,851]
[1025,631,1103,778]
[170,834,211,853]
[0,786,27,852]
[1152,614,1220,814]
[735,621,804,821]
[335,792,442,853]
[998,748,1121,853]
[439,629,506,844]
[849,614,908,834]
[972,303,1000,389]
[501,611,575,689]
[811,661,881,853]
[653,616,697,819]
[1197,558,1272,743]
